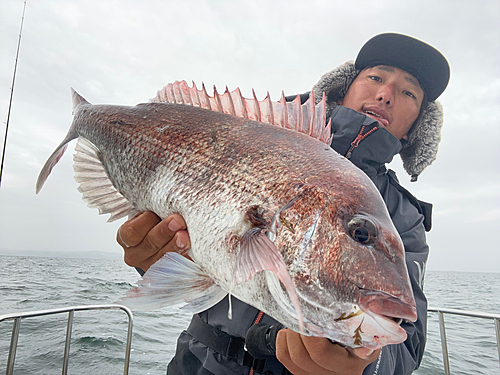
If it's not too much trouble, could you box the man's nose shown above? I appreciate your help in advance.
[376,84,395,105]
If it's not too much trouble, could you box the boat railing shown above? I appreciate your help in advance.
[0,304,133,375]
[427,306,500,375]
[2,305,499,374]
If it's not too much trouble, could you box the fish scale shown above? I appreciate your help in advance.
[36,85,417,349]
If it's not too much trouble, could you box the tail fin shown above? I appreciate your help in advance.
[35,88,88,194]
[35,139,71,194]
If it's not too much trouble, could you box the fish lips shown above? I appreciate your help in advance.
[339,233,417,323]
[359,289,417,323]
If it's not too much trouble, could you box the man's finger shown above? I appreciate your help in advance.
[148,229,192,266]
[276,329,316,375]
[285,330,318,372]
[117,212,161,248]
[276,329,300,374]
[140,214,187,254]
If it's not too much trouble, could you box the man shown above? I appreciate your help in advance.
[117,33,450,374]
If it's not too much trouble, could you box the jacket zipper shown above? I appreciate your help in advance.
[346,125,378,158]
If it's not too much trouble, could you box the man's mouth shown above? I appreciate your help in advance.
[364,110,389,127]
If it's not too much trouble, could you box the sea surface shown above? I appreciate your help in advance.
[1,255,499,374]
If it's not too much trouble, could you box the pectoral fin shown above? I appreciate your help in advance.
[234,227,304,332]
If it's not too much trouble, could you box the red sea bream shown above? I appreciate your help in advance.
[36,82,417,350]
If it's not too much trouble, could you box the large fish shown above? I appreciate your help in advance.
[36,81,417,350]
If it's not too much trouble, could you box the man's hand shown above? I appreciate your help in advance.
[276,329,381,375]
[117,212,191,272]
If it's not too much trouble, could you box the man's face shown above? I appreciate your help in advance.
[339,65,424,140]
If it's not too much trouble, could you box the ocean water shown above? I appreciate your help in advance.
[1,255,499,374]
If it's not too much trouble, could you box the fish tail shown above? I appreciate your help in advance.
[36,88,90,194]
[35,134,74,194]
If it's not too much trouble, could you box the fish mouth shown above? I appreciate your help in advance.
[363,107,390,128]
[359,289,417,323]
[387,316,403,325]
[374,314,403,327]
[300,302,408,349]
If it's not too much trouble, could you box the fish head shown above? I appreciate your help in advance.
[273,176,416,348]
[337,209,417,321]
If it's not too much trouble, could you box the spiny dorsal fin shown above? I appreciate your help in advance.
[71,88,90,114]
[151,81,332,145]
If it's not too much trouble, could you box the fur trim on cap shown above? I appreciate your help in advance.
[311,61,443,179]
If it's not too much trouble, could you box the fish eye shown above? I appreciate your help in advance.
[347,217,377,244]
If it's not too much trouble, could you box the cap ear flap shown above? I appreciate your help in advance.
[400,101,444,178]
[312,61,359,116]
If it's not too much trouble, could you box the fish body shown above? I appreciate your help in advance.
[36,84,417,349]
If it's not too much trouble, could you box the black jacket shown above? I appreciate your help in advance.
[167,105,430,375]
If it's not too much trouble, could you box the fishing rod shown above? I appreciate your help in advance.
[0,0,27,187]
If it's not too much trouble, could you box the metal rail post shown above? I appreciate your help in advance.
[5,318,21,375]
[495,318,500,366]
[62,310,74,375]
[437,311,450,375]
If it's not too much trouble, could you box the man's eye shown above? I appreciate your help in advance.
[368,76,382,82]
[404,90,416,99]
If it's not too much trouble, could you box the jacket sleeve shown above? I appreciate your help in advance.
[328,105,429,375]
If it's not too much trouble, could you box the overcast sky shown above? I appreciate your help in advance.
[0,0,499,273]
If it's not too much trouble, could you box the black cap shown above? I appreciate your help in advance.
[355,33,450,102]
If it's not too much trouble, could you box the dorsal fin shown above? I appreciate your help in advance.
[71,88,90,114]
[151,81,332,145]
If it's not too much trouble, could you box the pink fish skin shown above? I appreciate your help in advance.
[36,86,416,350]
